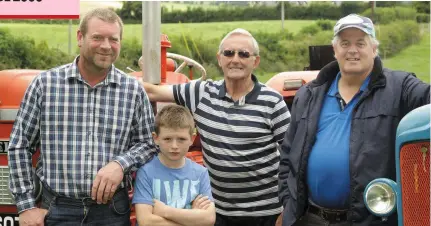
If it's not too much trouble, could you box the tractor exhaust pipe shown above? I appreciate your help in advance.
[141,1,161,84]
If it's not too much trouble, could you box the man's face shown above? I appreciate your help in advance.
[333,28,377,77]
[153,127,193,165]
[217,34,260,81]
[77,17,121,70]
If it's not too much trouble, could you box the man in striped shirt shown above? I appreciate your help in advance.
[8,8,157,226]
[143,28,290,226]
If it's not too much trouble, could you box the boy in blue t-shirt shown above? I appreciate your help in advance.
[133,104,215,226]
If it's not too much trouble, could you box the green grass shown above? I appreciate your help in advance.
[80,1,224,14]
[0,20,315,54]
[383,33,430,83]
[254,33,431,83]
[80,1,123,15]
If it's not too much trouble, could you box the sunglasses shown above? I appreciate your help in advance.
[222,50,254,59]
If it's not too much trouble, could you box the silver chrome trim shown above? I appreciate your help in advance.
[0,166,14,205]
[0,109,18,121]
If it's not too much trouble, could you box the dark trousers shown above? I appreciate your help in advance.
[215,213,279,226]
[41,185,131,226]
[294,210,351,226]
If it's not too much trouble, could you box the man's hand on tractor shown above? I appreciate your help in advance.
[19,208,48,226]
[191,194,211,210]
[91,161,124,204]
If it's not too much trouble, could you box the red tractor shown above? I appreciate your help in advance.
[0,4,335,225]
[0,38,331,226]
[0,34,206,225]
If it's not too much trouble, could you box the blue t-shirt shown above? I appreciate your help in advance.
[132,155,213,209]
[307,72,370,209]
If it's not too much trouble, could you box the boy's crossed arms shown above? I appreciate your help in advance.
[136,194,215,226]
[132,105,216,226]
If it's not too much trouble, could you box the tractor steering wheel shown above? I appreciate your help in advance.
[166,53,207,81]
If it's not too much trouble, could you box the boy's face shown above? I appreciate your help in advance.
[153,127,193,167]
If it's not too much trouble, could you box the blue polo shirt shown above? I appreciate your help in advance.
[307,72,370,209]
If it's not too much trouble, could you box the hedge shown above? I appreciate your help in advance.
[362,6,417,24]
[0,28,73,70]
[417,13,430,23]
[116,1,368,24]
[0,20,422,80]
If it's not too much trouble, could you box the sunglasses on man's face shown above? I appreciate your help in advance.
[222,50,254,59]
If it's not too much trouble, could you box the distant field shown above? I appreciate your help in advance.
[79,1,223,14]
[383,33,430,83]
[161,2,222,11]
[254,33,431,83]
[80,1,123,16]
[0,20,315,54]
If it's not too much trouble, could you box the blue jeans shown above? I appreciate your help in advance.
[41,186,131,226]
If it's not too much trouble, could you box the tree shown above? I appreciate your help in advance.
[413,1,430,14]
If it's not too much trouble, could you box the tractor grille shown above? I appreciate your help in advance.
[0,166,14,205]
[400,141,430,226]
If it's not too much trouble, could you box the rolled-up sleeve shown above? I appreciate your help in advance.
[8,76,42,213]
[113,87,158,171]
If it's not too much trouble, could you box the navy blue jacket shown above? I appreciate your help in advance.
[279,57,430,226]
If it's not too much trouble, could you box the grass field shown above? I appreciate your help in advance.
[2,17,428,83]
[80,1,123,15]
[383,33,430,83]
[254,33,431,83]
[79,1,223,14]
[0,20,315,54]
[161,2,223,11]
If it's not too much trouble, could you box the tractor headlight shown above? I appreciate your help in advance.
[283,79,304,91]
[364,179,397,217]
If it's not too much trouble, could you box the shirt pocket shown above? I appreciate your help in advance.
[96,108,129,151]
[355,105,400,152]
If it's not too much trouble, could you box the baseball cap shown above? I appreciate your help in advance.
[333,14,375,38]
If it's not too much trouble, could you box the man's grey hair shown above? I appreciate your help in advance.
[331,34,380,55]
[218,28,260,56]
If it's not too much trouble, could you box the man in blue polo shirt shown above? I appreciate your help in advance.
[307,70,369,211]
[278,14,430,226]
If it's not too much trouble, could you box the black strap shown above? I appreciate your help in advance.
[307,204,348,222]
[335,93,347,111]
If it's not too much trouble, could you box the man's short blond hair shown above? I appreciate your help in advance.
[79,8,124,40]
[155,104,195,136]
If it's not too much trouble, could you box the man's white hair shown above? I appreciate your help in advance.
[331,34,380,55]
[218,28,260,56]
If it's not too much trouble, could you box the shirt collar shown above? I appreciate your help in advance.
[65,56,121,85]
[218,74,261,104]
[328,72,371,97]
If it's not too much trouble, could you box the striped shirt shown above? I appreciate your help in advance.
[8,57,157,213]
[173,75,290,216]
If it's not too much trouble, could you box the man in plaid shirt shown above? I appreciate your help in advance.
[8,8,157,226]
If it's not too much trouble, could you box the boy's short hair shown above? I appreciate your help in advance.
[154,104,195,135]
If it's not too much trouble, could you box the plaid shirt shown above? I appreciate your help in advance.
[8,57,157,213]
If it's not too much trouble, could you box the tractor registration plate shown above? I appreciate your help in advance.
[0,141,9,153]
[0,214,19,226]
